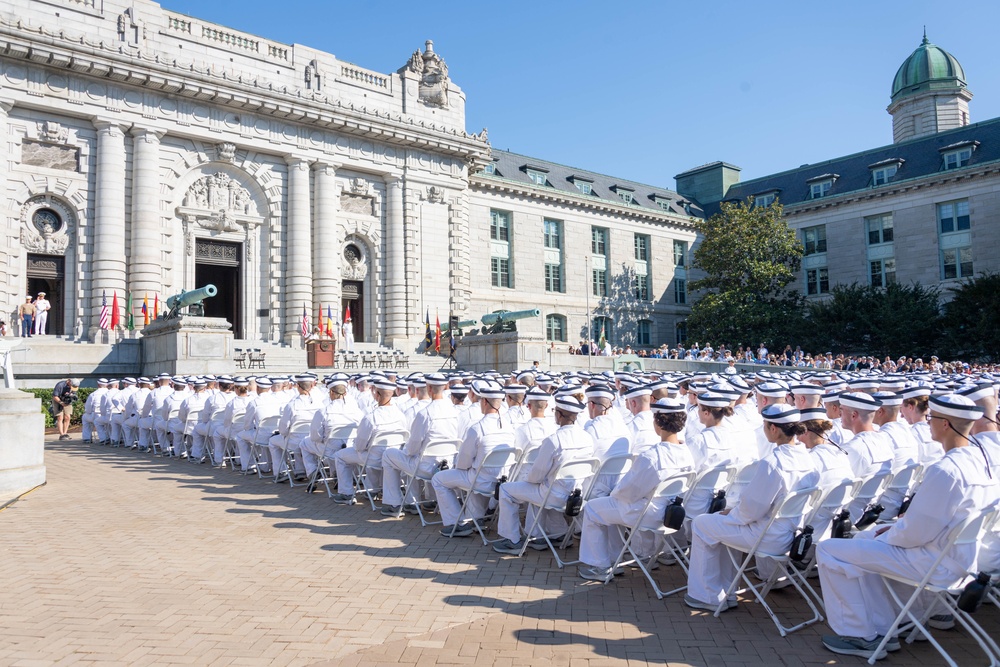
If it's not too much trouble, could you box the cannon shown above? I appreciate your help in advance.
[439,318,478,334]
[480,308,541,334]
[165,284,218,319]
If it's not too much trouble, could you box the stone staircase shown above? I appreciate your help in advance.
[232,340,456,376]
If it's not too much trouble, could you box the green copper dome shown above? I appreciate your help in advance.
[891,32,966,101]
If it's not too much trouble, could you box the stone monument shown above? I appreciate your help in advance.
[140,285,233,376]
[0,340,46,503]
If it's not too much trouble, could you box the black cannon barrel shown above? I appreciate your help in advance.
[166,285,218,311]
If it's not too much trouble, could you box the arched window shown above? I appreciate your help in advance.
[545,314,566,342]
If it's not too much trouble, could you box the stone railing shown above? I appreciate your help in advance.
[267,44,289,61]
[201,25,259,52]
[339,64,390,92]
[167,16,192,33]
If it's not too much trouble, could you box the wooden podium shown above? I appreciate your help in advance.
[307,339,337,368]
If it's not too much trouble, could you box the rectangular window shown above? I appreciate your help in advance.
[942,247,973,280]
[634,234,649,261]
[806,267,830,295]
[870,259,897,288]
[633,274,649,301]
[943,149,972,170]
[544,263,562,292]
[810,180,832,199]
[491,257,510,288]
[674,278,686,304]
[545,314,566,342]
[592,269,607,297]
[490,209,510,242]
[872,165,897,186]
[866,213,894,245]
[591,227,607,255]
[754,193,776,208]
[637,320,651,346]
[673,239,687,266]
[618,190,633,204]
[574,180,592,195]
[482,163,496,175]
[543,218,561,249]
[675,321,687,344]
[802,225,827,255]
[938,200,970,233]
[656,199,671,211]
[527,169,548,186]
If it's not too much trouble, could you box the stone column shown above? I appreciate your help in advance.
[312,162,341,326]
[129,127,164,318]
[284,157,312,344]
[0,103,13,324]
[90,120,127,339]
[384,175,406,346]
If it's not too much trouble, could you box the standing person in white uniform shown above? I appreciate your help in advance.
[492,395,594,554]
[685,404,819,611]
[577,397,695,580]
[33,291,50,335]
[341,317,355,353]
[815,394,999,660]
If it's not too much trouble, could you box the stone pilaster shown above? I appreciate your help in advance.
[312,162,340,323]
[284,156,312,344]
[384,175,406,346]
[90,120,127,338]
[128,127,164,314]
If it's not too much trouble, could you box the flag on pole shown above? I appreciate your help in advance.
[301,303,309,339]
[141,293,149,326]
[110,291,120,330]
[325,305,333,337]
[153,294,159,320]
[126,292,134,331]
[98,291,110,330]
[424,308,432,350]
[598,321,607,350]
[434,310,441,353]
[448,311,456,353]
[317,302,323,337]
[344,303,351,324]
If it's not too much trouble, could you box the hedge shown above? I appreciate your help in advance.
[24,387,96,428]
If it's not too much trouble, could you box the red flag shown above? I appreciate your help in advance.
[154,294,159,320]
[110,291,120,329]
[344,304,351,323]
[317,302,323,337]
[434,311,441,353]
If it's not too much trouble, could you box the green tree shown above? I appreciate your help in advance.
[687,198,804,347]
[799,282,942,358]
[941,272,1000,362]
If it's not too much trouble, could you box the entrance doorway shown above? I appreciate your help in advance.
[26,254,64,335]
[194,239,242,338]
[342,280,364,343]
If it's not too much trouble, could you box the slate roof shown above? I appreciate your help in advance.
[481,149,704,218]
[716,116,1000,214]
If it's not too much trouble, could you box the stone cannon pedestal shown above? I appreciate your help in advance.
[141,316,233,377]
[454,332,548,373]
[0,389,45,504]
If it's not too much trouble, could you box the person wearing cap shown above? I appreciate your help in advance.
[402,376,431,428]
[234,378,277,473]
[122,378,151,448]
[172,378,210,460]
[577,397,694,580]
[512,389,557,473]
[449,384,469,409]
[381,374,457,516]
[268,375,321,481]
[81,378,109,443]
[332,379,406,505]
[899,386,941,465]
[959,383,1000,480]
[210,378,251,469]
[493,395,595,554]
[432,380,513,535]
[456,383,485,435]
[815,394,999,660]
[142,375,173,451]
[157,378,190,456]
[52,377,80,441]
[838,392,894,522]
[392,379,412,413]
[623,385,658,455]
[582,384,630,497]
[871,391,920,518]
[110,378,137,445]
[96,379,121,445]
[17,295,35,338]
[686,404,819,612]
[504,384,530,428]
[198,377,235,466]
[303,377,362,484]
[821,389,852,447]
[32,292,50,335]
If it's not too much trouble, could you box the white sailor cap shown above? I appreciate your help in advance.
[504,383,528,395]
[847,378,881,390]
[426,373,449,386]
[516,371,536,383]
[526,388,551,402]
[192,377,209,387]
[790,382,824,396]
[122,377,136,385]
[839,391,882,412]
[958,383,996,403]
[294,373,317,383]
[138,377,151,384]
[622,384,652,399]
[929,394,984,421]
[218,375,234,383]
[728,375,751,393]
[475,380,505,400]
[449,384,469,396]
[697,392,732,408]
[799,407,829,422]
[370,379,394,392]
[650,397,685,414]
[234,377,250,387]
[761,404,801,424]
[872,391,903,407]
[898,385,932,400]
[554,395,586,414]
[255,377,273,387]
[171,376,187,385]
[755,382,788,398]
[585,384,616,401]
[821,391,842,404]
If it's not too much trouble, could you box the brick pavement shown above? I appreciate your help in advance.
[1,437,996,666]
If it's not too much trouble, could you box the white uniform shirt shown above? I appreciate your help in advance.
[403,398,458,456]
[879,420,920,472]
[841,430,894,479]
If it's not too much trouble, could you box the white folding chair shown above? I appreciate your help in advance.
[877,462,923,520]
[605,471,696,598]
[868,505,1000,666]
[356,429,408,510]
[585,452,634,502]
[396,438,460,524]
[510,443,542,482]
[249,414,280,478]
[310,423,357,497]
[714,486,824,636]
[795,478,863,598]
[849,469,893,528]
[275,420,313,487]
[682,463,738,536]
[517,458,600,567]
[725,460,761,506]
[448,445,520,544]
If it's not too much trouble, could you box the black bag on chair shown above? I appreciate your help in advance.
[663,496,685,530]
[707,489,727,514]
[564,489,583,517]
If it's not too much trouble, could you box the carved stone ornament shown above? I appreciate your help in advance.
[177,171,265,233]
[18,196,73,255]
[425,185,446,204]
[407,40,450,108]
[348,177,373,196]
[215,142,236,163]
[37,120,69,144]
[342,242,368,281]
[185,230,194,256]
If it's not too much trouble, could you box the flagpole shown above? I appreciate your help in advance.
[585,255,592,371]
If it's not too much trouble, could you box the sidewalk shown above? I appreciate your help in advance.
[0,438,993,666]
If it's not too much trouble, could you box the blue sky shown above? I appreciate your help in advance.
[161,0,1000,189]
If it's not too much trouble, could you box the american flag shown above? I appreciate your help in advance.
[98,291,110,330]
[300,303,309,339]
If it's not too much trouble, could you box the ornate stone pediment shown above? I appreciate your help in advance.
[406,40,450,108]
[18,195,73,255]
[176,170,265,232]
[423,185,447,204]
[340,178,379,217]
[37,120,69,144]
[342,240,369,281]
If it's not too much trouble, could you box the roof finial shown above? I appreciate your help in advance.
[922,26,929,44]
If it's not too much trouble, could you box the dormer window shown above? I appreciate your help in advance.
[570,175,593,195]
[940,141,979,170]
[651,194,671,211]
[482,163,496,175]
[753,191,778,208]
[806,174,838,199]
[872,165,896,185]
[612,185,634,205]
[526,169,548,186]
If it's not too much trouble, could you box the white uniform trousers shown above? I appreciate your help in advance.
[578,495,635,569]
[110,412,125,443]
[81,413,96,442]
[431,468,487,527]
[298,437,326,478]
[235,429,264,471]
[334,446,383,496]
[497,481,552,543]
[122,414,139,447]
[687,512,780,605]
[153,418,170,452]
[191,422,210,459]
[817,531,939,640]
[268,434,306,477]
[210,424,228,466]
[167,419,186,455]
[95,414,110,442]
[137,416,154,449]
[381,449,441,507]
